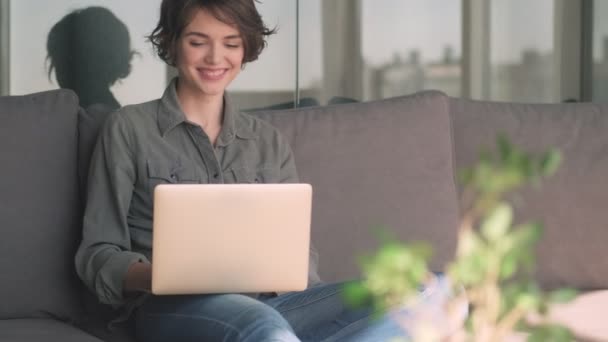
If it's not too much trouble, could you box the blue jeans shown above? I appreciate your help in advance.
[133,282,409,342]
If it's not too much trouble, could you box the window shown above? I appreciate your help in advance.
[1,1,596,106]
[489,0,555,102]
[228,0,297,110]
[298,0,462,106]
[593,0,608,102]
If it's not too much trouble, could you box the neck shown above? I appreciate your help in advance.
[175,79,224,129]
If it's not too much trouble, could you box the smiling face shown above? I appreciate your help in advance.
[174,8,244,100]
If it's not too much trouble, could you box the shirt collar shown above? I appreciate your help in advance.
[157,78,256,145]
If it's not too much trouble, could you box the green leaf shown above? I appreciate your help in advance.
[528,324,573,342]
[481,203,513,242]
[475,160,494,193]
[494,232,515,255]
[456,229,483,257]
[458,168,474,185]
[512,223,543,247]
[409,242,433,261]
[540,149,562,176]
[495,168,525,192]
[497,134,512,162]
[517,292,541,311]
[502,284,525,315]
[500,252,518,279]
[548,289,578,303]
[538,302,549,315]
[341,281,371,308]
[449,249,488,286]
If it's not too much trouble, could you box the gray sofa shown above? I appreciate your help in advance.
[1,89,607,341]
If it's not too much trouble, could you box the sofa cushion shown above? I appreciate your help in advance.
[78,103,115,202]
[450,98,608,290]
[0,90,84,320]
[253,91,460,282]
[0,319,102,342]
[77,104,136,342]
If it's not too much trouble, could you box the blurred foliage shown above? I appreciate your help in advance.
[343,135,577,341]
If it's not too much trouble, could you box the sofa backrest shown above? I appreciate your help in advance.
[0,89,85,320]
[450,97,608,290]
[253,91,461,282]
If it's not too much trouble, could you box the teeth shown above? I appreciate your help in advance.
[202,69,225,77]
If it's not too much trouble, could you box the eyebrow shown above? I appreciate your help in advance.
[184,32,242,40]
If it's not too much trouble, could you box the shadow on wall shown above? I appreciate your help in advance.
[46,6,135,111]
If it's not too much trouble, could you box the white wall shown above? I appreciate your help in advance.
[10,0,165,105]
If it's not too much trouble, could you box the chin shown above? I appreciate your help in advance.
[198,86,226,97]
[188,83,225,98]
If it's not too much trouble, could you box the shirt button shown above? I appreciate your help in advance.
[213,173,219,179]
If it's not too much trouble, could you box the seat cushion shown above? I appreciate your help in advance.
[253,91,460,282]
[0,90,85,320]
[0,319,102,342]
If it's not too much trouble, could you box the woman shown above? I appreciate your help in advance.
[76,0,445,341]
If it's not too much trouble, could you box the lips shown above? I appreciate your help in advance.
[198,68,228,81]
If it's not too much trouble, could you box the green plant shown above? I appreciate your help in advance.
[343,136,577,341]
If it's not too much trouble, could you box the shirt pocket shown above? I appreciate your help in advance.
[147,159,199,193]
[226,166,278,184]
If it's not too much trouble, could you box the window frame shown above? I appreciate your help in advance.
[0,0,9,96]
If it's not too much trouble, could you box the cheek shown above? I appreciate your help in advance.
[230,51,245,68]
[182,51,200,65]
[176,44,201,67]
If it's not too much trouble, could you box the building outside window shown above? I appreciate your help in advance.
[490,0,555,103]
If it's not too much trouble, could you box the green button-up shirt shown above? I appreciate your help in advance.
[75,79,320,309]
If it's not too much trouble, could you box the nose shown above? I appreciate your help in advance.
[204,43,222,65]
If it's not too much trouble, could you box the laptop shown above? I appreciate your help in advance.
[151,183,312,295]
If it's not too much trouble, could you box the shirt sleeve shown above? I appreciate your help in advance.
[75,111,149,307]
[276,132,322,286]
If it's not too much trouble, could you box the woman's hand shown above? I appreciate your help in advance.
[124,261,152,294]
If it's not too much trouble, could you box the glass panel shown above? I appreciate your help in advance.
[593,0,608,102]
[489,0,555,102]
[9,0,165,108]
[299,0,462,106]
[229,0,297,111]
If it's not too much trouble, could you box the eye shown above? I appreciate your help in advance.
[225,44,241,49]
[189,41,206,47]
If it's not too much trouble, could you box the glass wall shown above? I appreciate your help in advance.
[4,0,297,111]
[593,0,608,102]
[2,0,594,107]
[489,0,555,103]
[361,0,462,100]
[9,0,165,109]
[298,0,462,106]
[227,1,297,111]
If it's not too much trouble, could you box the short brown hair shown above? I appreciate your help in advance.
[148,0,276,66]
